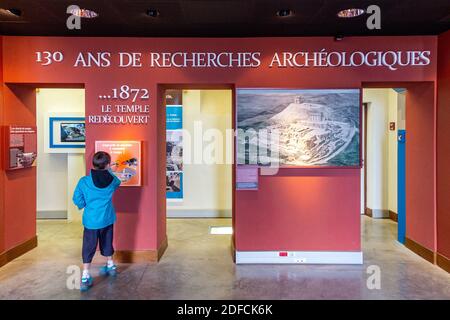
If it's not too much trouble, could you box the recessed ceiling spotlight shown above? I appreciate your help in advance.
[0,8,22,17]
[7,8,22,16]
[146,9,160,17]
[337,8,365,18]
[276,9,293,17]
[69,8,98,18]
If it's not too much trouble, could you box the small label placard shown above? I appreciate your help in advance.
[236,165,258,190]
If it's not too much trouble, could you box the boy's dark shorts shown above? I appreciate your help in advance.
[82,224,114,263]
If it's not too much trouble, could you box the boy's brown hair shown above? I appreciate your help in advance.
[92,151,111,170]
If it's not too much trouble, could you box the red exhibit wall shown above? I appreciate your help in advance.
[235,169,360,251]
[0,36,438,258]
[1,84,37,251]
[363,82,437,253]
[0,36,4,255]
[405,83,436,251]
[437,30,450,264]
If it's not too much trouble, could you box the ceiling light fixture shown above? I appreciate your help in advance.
[0,8,22,17]
[69,8,98,18]
[276,9,293,17]
[146,9,160,17]
[337,8,365,18]
[7,8,22,16]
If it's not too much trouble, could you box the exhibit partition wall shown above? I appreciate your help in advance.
[437,30,450,273]
[36,88,85,220]
[166,89,232,218]
[362,88,403,220]
[0,35,445,268]
[361,88,405,244]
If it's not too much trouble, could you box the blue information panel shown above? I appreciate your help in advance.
[166,99,183,200]
[166,105,182,130]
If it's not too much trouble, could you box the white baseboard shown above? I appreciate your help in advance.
[235,250,363,264]
[372,209,390,219]
[37,210,67,219]
[167,209,232,218]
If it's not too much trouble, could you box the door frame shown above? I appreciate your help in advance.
[363,102,370,217]
[158,83,236,244]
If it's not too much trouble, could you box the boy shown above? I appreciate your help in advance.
[73,151,121,291]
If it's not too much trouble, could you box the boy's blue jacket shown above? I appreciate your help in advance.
[72,170,121,229]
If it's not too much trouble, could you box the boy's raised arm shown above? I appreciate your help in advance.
[108,168,122,190]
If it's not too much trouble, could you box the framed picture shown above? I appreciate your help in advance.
[95,141,142,187]
[45,113,85,153]
[60,122,86,142]
[236,88,361,168]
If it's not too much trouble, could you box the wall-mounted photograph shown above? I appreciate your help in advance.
[60,123,86,142]
[45,113,85,153]
[237,89,360,167]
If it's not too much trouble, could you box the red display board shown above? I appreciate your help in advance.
[4,125,37,170]
[95,141,142,187]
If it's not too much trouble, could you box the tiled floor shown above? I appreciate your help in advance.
[0,216,449,299]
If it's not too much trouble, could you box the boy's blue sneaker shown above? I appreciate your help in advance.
[99,264,118,277]
[80,276,93,292]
